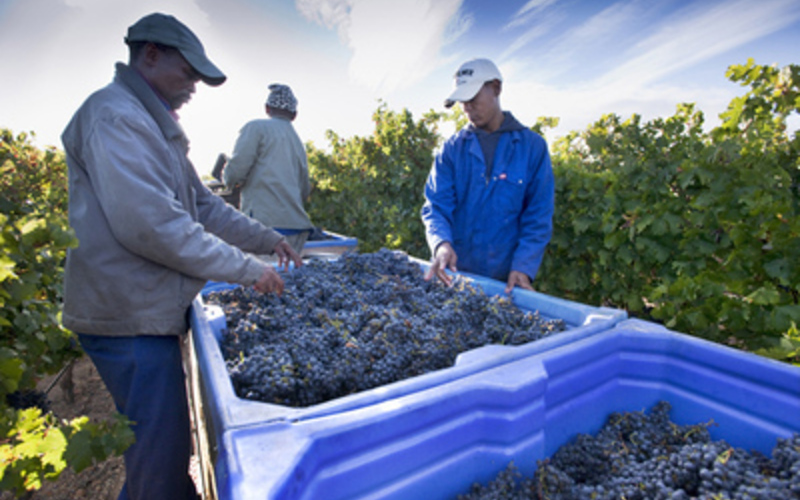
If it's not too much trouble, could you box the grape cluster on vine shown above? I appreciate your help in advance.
[5,389,50,413]
[457,401,800,500]
[205,249,566,407]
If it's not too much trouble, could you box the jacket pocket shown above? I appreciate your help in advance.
[491,173,525,216]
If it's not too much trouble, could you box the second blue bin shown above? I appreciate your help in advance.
[212,318,800,500]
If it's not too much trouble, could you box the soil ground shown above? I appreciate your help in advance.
[1,354,202,500]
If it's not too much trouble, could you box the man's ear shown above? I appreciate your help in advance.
[141,42,161,69]
[492,79,502,97]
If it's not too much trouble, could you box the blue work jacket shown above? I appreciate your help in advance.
[421,124,554,282]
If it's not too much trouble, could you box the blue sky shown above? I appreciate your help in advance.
[1,0,798,176]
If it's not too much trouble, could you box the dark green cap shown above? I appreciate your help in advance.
[125,12,226,86]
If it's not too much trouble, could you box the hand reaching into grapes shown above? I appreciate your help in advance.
[424,241,457,286]
[272,240,302,271]
[253,266,285,295]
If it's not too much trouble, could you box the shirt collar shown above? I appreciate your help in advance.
[133,68,179,121]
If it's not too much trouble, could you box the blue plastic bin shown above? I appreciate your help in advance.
[301,230,358,257]
[189,256,626,432]
[188,252,626,498]
[211,319,800,500]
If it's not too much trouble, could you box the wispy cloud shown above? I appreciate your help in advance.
[520,0,651,81]
[505,0,560,30]
[442,7,474,48]
[499,11,562,63]
[296,0,464,95]
[500,0,800,138]
[500,0,649,70]
[499,0,564,62]
[295,0,352,38]
[596,0,800,90]
[0,0,217,151]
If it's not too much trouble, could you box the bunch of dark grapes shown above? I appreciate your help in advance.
[5,389,50,413]
[205,249,566,407]
[458,401,800,500]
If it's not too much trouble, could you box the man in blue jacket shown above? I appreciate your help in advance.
[421,58,554,294]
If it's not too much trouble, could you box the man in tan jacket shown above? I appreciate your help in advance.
[224,84,314,255]
[61,13,300,500]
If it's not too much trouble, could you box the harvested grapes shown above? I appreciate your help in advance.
[457,401,800,500]
[204,249,566,407]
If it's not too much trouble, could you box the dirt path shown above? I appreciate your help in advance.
[1,356,124,500]
[1,354,202,500]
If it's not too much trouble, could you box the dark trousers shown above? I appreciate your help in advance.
[77,333,199,500]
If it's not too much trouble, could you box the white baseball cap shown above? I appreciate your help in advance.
[444,58,502,108]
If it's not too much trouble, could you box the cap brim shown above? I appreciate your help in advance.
[443,79,484,108]
[180,48,226,86]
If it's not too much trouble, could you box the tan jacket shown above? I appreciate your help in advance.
[61,63,284,336]
[224,117,312,230]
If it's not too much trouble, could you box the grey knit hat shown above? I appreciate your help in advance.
[266,84,298,113]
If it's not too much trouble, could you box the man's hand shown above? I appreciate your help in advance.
[505,270,533,295]
[254,267,285,295]
[424,242,457,287]
[273,240,302,271]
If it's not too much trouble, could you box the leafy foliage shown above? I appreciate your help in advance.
[1,129,78,395]
[0,130,133,496]
[306,103,443,257]
[535,60,800,358]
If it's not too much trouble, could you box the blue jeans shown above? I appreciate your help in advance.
[77,334,199,500]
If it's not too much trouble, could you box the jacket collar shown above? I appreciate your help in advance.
[467,111,526,136]
[114,62,188,150]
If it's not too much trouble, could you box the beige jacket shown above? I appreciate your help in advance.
[224,117,312,230]
[61,63,284,336]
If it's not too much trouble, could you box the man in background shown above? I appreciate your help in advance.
[224,83,314,256]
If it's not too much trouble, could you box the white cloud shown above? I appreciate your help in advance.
[295,0,349,27]
[505,0,560,30]
[499,17,556,63]
[296,0,464,95]
[441,7,474,48]
[516,0,648,82]
[295,0,352,38]
[500,1,563,62]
